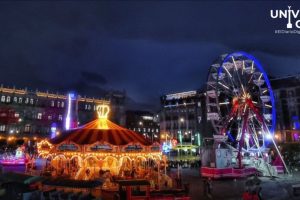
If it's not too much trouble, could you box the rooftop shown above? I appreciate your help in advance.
[270,74,300,89]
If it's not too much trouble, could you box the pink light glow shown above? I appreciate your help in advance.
[0,158,26,165]
[65,93,72,130]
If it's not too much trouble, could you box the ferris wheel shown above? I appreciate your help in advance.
[206,52,276,152]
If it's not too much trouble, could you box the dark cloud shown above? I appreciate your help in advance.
[81,71,107,85]
[0,1,299,111]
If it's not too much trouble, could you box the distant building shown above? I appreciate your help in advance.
[160,90,209,146]
[125,110,160,142]
[0,85,125,138]
[271,75,300,142]
[106,90,126,126]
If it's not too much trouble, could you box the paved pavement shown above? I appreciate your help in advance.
[3,164,300,200]
[176,168,300,200]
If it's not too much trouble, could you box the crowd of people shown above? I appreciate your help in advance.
[167,159,201,169]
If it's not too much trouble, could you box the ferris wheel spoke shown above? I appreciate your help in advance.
[232,56,246,96]
[219,73,239,97]
[218,85,235,98]
[262,89,268,94]
[248,73,254,85]
[220,61,240,96]
[223,65,232,78]
[217,80,229,89]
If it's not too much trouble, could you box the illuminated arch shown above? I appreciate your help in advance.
[120,156,132,163]
[53,154,66,160]
[135,156,148,169]
[103,155,118,162]
[84,156,99,167]
[70,155,83,167]
[118,156,131,169]
[100,156,119,175]
[52,154,67,169]
[152,154,162,161]
[38,153,47,159]
[136,156,147,161]
[146,155,154,160]
[46,154,54,160]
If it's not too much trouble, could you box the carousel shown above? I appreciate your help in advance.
[37,105,163,182]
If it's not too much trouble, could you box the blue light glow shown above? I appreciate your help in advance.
[292,116,300,130]
[51,123,57,139]
[162,142,172,153]
[227,131,234,142]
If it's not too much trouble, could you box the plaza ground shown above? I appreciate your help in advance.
[178,168,300,200]
[1,164,300,200]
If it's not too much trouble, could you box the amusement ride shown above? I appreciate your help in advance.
[202,52,288,178]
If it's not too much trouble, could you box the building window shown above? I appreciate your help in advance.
[57,101,61,108]
[1,96,5,102]
[58,115,63,121]
[6,96,11,103]
[85,104,88,110]
[0,125,5,132]
[61,102,64,108]
[25,98,29,104]
[51,101,55,107]
[37,113,42,119]
[18,97,22,103]
[13,97,17,103]
[30,99,34,105]
[24,124,30,132]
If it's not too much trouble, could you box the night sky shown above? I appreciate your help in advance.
[0,1,300,110]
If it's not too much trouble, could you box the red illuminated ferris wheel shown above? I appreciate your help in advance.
[206,52,276,161]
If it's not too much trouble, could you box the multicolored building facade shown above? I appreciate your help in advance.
[0,85,125,138]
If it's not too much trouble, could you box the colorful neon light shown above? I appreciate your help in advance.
[51,123,57,139]
[0,147,27,165]
[65,93,73,130]
[178,130,182,144]
[197,133,201,146]
[162,142,172,153]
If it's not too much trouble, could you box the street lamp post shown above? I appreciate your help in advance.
[178,117,184,159]
[195,133,201,157]
[151,131,153,143]
[139,121,146,140]
[179,118,184,144]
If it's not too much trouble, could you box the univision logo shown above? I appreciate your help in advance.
[270,6,300,29]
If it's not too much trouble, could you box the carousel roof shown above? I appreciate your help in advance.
[51,105,152,146]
